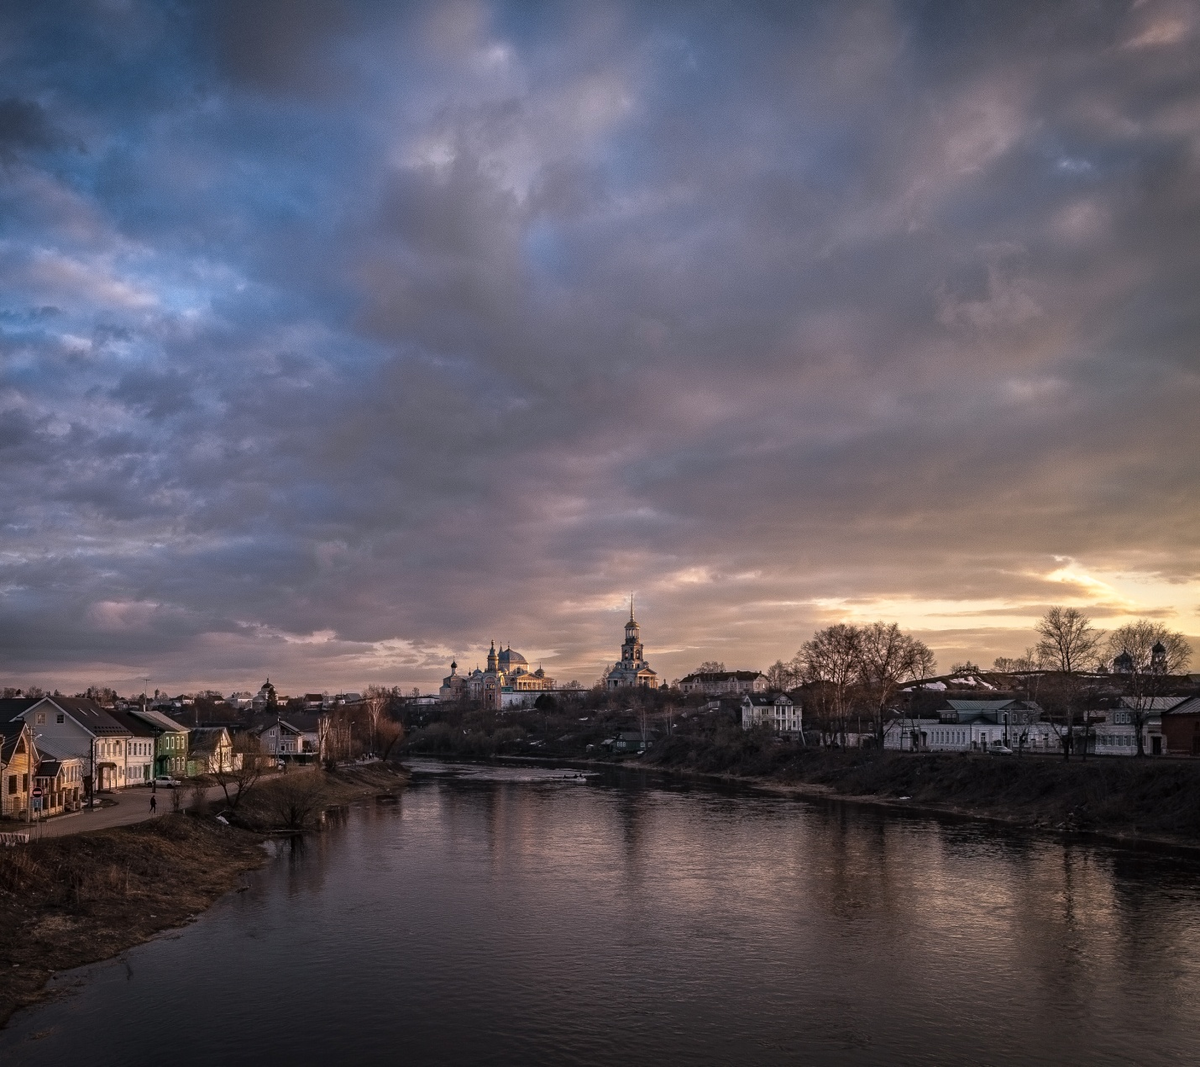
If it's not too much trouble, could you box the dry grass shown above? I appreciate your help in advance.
[0,762,407,1027]
[0,815,268,1026]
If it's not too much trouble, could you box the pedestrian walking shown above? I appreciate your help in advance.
[150,794,157,814]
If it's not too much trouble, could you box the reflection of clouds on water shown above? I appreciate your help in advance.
[10,771,1200,1065]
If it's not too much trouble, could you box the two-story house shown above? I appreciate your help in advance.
[680,671,768,697]
[915,699,1054,753]
[0,717,39,820]
[255,714,327,764]
[9,696,134,796]
[1091,696,1186,756]
[34,752,84,816]
[187,727,237,776]
[126,707,190,777]
[741,694,803,738]
[107,709,161,785]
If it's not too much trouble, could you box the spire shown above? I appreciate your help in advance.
[630,593,635,622]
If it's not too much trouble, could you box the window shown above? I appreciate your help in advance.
[36,712,45,724]
[7,776,14,795]
[22,774,29,792]
[56,713,64,723]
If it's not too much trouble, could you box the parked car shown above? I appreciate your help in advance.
[153,775,182,788]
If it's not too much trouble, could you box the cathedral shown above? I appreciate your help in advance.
[439,641,555,709]
[605,599,660,690]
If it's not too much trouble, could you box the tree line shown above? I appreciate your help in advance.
[763,621,936,747]
[759,608,1192,758]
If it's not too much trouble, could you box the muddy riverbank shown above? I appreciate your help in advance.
[0,763,406,1025]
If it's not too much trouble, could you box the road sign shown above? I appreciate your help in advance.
[31,787,42,797]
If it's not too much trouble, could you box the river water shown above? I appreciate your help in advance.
[4,760,1200,1066]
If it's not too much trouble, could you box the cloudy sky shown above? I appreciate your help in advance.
[1,0,1198,695]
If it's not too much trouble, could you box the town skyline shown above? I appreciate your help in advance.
[3,592,1195,698]
[2,3,1198,696]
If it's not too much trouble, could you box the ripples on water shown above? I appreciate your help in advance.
[5,760,1200,1066]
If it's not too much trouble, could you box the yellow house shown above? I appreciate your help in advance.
[1,719,39,821]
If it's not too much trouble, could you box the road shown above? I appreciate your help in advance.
[27,781,242,839]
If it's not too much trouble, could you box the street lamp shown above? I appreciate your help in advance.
[28,731,42,826]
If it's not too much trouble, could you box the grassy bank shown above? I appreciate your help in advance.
[643,728,1200,845]
[408,706,1200,848]
[0,762,406,1026]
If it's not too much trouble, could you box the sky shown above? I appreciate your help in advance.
[1,0,1198,696]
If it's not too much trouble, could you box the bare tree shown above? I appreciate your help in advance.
[375,717,404,761]
[993,648,1043,675]
[211,734,269,809]
[797,624,863,747]
[80,685,118,705]
[362,697,387,756]
[697,661,725,674]
[856,621,937,747]
[765,659,799,692]
[270,773,329,831]
[1107,620,1193,757]
[1036,607,1103,760]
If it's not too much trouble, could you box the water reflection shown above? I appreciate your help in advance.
[4,762,1200,1067]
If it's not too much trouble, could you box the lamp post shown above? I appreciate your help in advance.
[88,736,97,810]
[28,730,42,826]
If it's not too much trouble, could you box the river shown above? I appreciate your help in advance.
[4,760,1200,1066]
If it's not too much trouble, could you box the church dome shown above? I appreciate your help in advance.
[498,647,528,668]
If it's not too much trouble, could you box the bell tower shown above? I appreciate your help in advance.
[621,595,643,664]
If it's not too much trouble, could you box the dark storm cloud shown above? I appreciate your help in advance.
[0,97,63,163]
[1,0,1198,692]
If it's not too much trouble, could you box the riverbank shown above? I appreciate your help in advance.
[645,742,1200,849]
[0,763,406,1026]
[403,707,1200,851]
[411,739,1200,852]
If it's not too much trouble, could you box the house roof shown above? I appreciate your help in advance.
[0,697,43,722]
[945,699,1039,713]
[126,707,189,733]
[32,737,78,762]
[36,758,63,778]
[0,720,33,763]
[45,697,132,737]
[1161,696,1200,717]
[1122,696,1190,712]
[189,727,229,756]
[278,713,324,733]
[681,671,765,683]
[106,709,159,738]
[742,693,792,706]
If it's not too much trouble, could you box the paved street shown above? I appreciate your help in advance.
[27,782,237,839]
